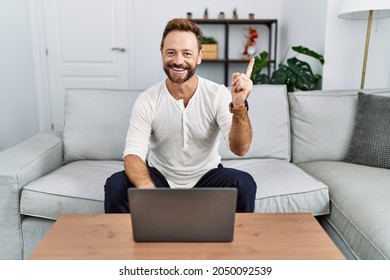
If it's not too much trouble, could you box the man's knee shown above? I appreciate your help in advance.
[241,172,257,193]
[229,170,256,191]
[237,172,256,199]
[105,171,129,192]
[104,171,131,213]
[231,170,256,213]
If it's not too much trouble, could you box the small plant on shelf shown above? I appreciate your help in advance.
[218,12,225,19]
[202,36,218,44]
[233,8,238,19]
[202,36,218,60]
[204,8,208,19]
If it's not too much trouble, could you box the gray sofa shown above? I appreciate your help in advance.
[0,85,389,260]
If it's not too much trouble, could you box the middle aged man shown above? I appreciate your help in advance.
[104,18,257,213]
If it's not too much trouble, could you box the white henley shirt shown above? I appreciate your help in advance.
[123,77,232,189]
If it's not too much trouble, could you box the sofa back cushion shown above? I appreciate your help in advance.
[63,89,142,163]
[219,85,291,161]
[64,85,291,163]
[289,89,390,164]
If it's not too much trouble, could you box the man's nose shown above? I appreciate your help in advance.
[172,53,185,64]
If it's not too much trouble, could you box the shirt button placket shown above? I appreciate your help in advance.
[183,112,188,150]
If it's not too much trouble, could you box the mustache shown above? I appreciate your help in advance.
[167,63,190,70]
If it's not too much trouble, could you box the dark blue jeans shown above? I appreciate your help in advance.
[104,164,257,213]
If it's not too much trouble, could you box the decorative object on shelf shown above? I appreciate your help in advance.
[338,0,390,89]
[218,12,225,19]
[242,27,258,58]
[186,12,192,19]
[203,8,208,19]
[249,13,255,20]
[202,36,218,60]
[233,8,238,20]
[250,46,324,92]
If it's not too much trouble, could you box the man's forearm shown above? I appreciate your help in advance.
[229,58,254,156]
[124,154,155,188]
[229,110,252,156]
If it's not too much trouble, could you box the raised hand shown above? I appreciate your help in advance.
[230,58,254,108]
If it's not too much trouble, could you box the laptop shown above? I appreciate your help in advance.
[127,188,237,242]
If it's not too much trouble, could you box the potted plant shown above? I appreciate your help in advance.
[202,36,218,60]
[250,45,325,92]
[233,8,238,20]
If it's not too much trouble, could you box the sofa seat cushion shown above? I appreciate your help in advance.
[222,158,330,215]
[298,160,390,259]
[21,160,123,220]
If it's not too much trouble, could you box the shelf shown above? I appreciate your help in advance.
[193,18,278,85]
[192,19,277,25]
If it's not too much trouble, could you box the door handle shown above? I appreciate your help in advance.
[111,47,126,52]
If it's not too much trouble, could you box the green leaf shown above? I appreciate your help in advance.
[292,46,325,65]
[202,36,218,44]
[286,57,315,91]
[250,51,270,82]
[271,65,289,84]
[253,73,271,85]
[270,58,315,92]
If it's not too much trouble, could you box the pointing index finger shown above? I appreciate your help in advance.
[245,57,255,77]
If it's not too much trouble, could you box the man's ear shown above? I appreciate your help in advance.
[197,49,204,65]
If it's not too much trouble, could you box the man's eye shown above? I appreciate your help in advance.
[184,52,192,57]
[166,51,175,56]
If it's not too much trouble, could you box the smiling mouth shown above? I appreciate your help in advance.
[164,62,195,83]
[170,66,187,73]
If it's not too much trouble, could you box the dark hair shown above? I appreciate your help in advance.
[160,18,203,51]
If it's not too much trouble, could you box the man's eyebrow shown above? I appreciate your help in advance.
[165,48,194,53]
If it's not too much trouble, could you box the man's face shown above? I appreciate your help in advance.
[161,31,202,84]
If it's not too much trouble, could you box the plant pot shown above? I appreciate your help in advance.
[202,44,218,60]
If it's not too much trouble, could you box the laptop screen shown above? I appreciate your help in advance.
[128,188,237,242]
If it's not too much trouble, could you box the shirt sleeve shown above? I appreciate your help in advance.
[215,86,233,144]
[123,93,153,160]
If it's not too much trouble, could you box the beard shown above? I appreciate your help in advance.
[163,62,196,84]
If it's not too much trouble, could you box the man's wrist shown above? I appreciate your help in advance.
[137,185,155,189]
[229,100,249,114]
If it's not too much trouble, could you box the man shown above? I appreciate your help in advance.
[104,18,257,213]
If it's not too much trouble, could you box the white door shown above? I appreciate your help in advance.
[43,0,130,130]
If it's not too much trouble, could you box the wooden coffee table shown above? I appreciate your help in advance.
[28,213,345,260]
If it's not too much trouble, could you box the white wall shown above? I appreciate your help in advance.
[279,0,328,76]
[0,0,39,151]
[322,0,390,90]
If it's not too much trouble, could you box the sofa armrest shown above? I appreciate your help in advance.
[0,131,63,259]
